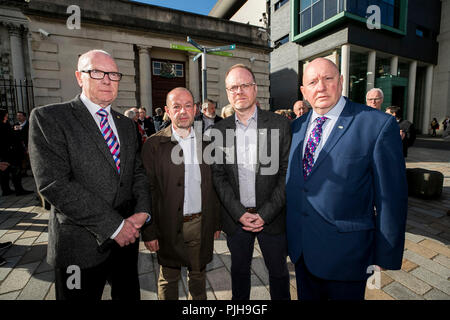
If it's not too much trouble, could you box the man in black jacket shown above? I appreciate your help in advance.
[386,106,416,158]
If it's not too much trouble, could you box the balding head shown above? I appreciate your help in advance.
[300,58,343,115]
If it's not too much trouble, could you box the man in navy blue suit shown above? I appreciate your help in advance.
[286,58,407,300]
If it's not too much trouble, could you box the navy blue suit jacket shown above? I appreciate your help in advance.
[286,98,408,281]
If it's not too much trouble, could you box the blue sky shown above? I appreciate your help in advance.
[133,0,218,15]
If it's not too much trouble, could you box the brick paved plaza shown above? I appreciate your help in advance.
[0,136,449,300]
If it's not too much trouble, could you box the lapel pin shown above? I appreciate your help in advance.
[338,126,344,129]
[116,116,120,119]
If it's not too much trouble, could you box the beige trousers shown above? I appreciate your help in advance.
[158,215,206,300]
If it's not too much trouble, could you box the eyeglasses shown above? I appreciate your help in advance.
[81,69,123,81]
[226,82,256,94]
[367,98,382,102]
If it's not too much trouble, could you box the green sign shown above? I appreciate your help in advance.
[170,44,234,57]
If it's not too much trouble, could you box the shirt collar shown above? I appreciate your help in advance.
[80,93,112,115]
[310,96,346,124]
[235,105,258,125]
[172,125,195,143]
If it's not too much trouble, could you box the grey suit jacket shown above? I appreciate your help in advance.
[211,108,292,236]
[29,95,151,268]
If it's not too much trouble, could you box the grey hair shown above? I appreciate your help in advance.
[124,109,136,119]
[366,88,384,99]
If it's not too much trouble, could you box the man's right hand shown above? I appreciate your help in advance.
[114,220,140,247]
[0,162,10,172]
[144,239,159,252]
[239,212,264,232]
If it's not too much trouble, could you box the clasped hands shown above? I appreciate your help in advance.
[114,212,148,247]
[239,211,264,232]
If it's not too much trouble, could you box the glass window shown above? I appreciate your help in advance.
[376,57,391,77]
[301,0,312,11]
[325,0,338,20]
[300,0,344,33]
[153,61,161,75]
[311,0,324,28]
[300,7,312,33]
[348,51,368,104]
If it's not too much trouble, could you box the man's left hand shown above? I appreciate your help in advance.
[127,212,149,230]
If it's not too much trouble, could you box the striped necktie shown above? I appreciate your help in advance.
[96,108,120,173]
[302,116,328,179]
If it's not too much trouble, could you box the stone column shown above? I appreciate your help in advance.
[341,44,350,97]
[422,65,434,134]
[366,50,376,91]
[390,56,398,76]
[8,24,27,110]
[138,46,152,114]
[407,60,417,123]
[188,52,201,103]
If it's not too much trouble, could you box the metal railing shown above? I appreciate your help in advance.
[0,78,34,119]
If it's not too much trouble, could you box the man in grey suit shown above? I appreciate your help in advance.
[211,64,291,300]
[29,50,151,300]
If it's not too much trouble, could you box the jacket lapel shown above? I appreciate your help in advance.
[310,100,355,176]
[70,96,119,175]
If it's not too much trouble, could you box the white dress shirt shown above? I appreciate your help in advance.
[302,96,346,161]
[172,126,202,215]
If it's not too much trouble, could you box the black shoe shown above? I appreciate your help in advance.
[0,241,12,250]
[0,256,6,267]
[15,189,33,196]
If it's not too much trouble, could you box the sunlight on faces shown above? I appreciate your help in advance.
[75,52,119,108]
[301,58,343,115]
[225,67,257,112]
[293,101,308,117]
[366,90,383,110]
[165,88,196,130]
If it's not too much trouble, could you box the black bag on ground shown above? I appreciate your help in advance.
[406,168,443,199]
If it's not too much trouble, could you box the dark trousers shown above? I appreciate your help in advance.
[54,241,140,300]
[226,228,290,300]
[295,255,366,300]
[0,164,24,194]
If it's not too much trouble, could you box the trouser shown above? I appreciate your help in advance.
[54,241,140,300]
[0,164,24,194]
[226,228,291,300]
[158,215,205,300]
[295,255,366,300]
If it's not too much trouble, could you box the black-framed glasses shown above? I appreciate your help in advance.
[226,82,256,93]
[81,69,123,81]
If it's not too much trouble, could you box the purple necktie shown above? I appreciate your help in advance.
[96,109,121,173]
[303,116,328,179]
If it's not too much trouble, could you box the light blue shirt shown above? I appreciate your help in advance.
[302,96,346,161]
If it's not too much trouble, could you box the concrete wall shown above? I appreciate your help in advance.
[431,0,450,134]
[230,0,266,27]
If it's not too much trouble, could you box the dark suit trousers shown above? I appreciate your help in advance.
[295,255,366,300]
[226,228,290,300]
[54,241,140,300]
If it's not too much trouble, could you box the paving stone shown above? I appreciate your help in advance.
[139,272,157,300]
[206,253,224,271]
[0,231,23,244]
[0,256,21,282]
[206,267,232,300]
[410,267,450,295]
[383,282,425,300]
[409,206,444,218]
[405,232,426,244]
[19,225,46,239]
[401,258,419,272]
[218,252,232,272]
[3,237,36,258]
[380,272,395,288]
[35,260,53,274]
[101,283,111,300]
[365,287,395,300]
[406,220,441,235]
[34,231,48,244]
[138,251,154,274]
[289,283,297,300]
[0,290,20,300]
[17,270,54,300]
[0,261,40,294]
[433,254,450,269]
[213,238,229,255]
[384,270,432,295]
[423,288,450,300]
[17,243,47,265]
[251,255,269,287]
[404,239,438,259]
[249,274,270,300]
[403,250,450,279]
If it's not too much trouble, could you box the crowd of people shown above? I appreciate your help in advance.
[1,47,440,301]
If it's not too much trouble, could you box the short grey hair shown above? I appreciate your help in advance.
[202,99,216,110]
[366,88,384,100]
[124,109,136,119]
[77,49,113,71]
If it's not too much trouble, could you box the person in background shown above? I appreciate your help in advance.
[293,100,310,119]
[385,106,416,158]
[430,118,439,136]
[366,88,384,110]
[153,107,164,132]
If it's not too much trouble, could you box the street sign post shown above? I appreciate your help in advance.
[183,36,236,103]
